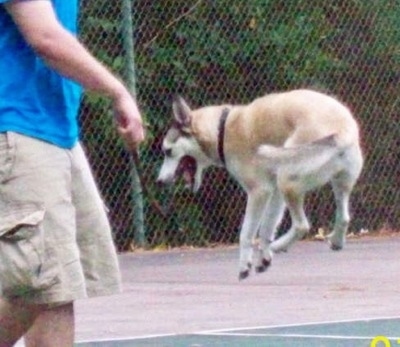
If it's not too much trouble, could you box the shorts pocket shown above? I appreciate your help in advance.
[0,200,60,299]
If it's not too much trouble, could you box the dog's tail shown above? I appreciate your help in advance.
[256,134,343,175]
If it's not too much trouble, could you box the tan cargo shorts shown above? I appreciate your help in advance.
[0,132,121,304]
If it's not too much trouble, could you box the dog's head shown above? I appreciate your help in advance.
[156,96,212,192]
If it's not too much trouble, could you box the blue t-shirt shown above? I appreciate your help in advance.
[0,0,82,148]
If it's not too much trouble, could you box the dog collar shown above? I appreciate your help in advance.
[218,108,230,165]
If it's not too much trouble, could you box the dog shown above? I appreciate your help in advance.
[157,89,363,280]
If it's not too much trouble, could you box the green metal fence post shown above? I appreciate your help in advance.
[121,0,146,248]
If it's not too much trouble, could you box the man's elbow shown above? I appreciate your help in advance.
[27,27,69,62]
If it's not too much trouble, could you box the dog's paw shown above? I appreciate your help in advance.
[238,263,252,281]
[329,242,343,251]
[327,233,345,251]
[255,258,271,273]
[238,270,250,280]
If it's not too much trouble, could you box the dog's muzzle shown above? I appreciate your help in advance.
[157,156,198,191]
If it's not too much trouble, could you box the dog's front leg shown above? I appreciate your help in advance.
[238,189,269,280]
[255,187,286,273]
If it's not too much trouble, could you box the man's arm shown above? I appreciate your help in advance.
[4,0,145,148]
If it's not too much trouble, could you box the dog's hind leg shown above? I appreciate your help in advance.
[238,188,270,280]
[270,176,310,253]
[270,194,310,253]
[255,187,286,273]
[327,176,351,250]
[328,145,363,250]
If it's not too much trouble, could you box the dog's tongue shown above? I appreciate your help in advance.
[177,156,197,190]
[183,170,193,189]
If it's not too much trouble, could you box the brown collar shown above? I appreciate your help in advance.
[217,108,230,165]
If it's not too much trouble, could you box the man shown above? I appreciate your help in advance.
[0,0,145,346]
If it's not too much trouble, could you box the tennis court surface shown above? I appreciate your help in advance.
[16,234,399,347]
[76,317,400,346]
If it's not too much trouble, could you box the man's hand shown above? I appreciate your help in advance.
[113,90,145,151]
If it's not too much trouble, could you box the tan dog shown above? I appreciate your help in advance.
[157,89,363,279]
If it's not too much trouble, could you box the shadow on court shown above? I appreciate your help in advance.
[74,235,400,346]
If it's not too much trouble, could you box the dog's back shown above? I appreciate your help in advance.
[224,89,359,156]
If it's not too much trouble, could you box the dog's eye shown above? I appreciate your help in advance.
[164,148,172,157]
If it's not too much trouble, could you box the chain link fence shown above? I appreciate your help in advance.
[79,0,399,251]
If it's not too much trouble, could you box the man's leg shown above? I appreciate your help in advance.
[0,133,81,346]
[24,302,74,347]
[0,298,74,347]
[0,297,39,346]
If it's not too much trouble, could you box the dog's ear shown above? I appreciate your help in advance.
[172,95,192,130]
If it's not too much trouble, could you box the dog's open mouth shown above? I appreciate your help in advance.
[175,156,197,190]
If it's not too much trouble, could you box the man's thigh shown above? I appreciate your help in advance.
[0,132,85,304]
[0,133,121,304]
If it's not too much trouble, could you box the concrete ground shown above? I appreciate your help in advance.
[74,234,400,342]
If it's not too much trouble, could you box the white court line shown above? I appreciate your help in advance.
[76,333,179,344]
[73,315,400,344]
[20,334,181,347]
[195,315,400,335]
[199,332,400,341]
